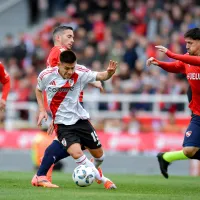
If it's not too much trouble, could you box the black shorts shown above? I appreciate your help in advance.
[57,119,102,150]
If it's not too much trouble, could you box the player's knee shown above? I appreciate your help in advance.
[90,148,104,158]
[94,153,105,162]
[70,150,84,159]
[95,148,104,158]
[183,147,197,158]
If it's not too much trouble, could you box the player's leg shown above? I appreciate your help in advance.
[157,150,188,179]
[87,147,104,184]
[88,147,104,184]
[80,121,105,168]
[88,147,116,189]
[77,120,116,189]
[31,139,70,187]
[88,140,105,167]
[157,114,200,178]
[57,123,103,183]
[38,139,69,176]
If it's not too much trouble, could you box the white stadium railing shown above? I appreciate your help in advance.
[83,93,190,118]
[4,93,190,131]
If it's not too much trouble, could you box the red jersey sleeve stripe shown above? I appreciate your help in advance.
[39,68,57,80]
[76,67,90,72]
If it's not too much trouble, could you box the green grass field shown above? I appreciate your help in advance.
[0,172,200,200]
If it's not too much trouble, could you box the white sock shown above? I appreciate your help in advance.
[93,154,105,168]
[75,154,102,181]
[101,175,109,184]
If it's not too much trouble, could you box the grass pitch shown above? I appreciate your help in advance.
[0,172,199,200]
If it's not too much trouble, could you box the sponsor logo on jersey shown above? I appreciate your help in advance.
[186,131,192,137]
[187,73,200,80]
[48,86,74,93]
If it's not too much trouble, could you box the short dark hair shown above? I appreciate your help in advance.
[184,28,200,40]
[52,26,73,41]
[60,50,76,63]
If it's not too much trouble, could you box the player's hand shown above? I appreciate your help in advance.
[37,110,48,127]
[90,81,104,93]
[146,57,159,67]
[47,120,54,135]
[0,99,6,111]
[155,45,168,53]
[107,60,118,76]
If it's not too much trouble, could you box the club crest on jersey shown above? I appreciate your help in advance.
[68,79,74,86]
[49,81,56,86]
[186,131,192,137]
[61,138,67,146]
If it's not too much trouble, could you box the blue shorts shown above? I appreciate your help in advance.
[183,114,200,148]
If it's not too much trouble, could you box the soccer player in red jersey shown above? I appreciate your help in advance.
[146,28,200,178]
[46,26,103,128]
[31,26,106,188]
[0,62,10,111]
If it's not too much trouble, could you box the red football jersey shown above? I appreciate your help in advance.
[156,51,200,116]
[46,46,66,67]
[0,62,10,101]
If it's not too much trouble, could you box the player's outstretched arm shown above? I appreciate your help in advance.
[155,45,200,66]
[96,60,117,81]
[146,57,159,67]
[35,88,48,126]
[146,57,185,73]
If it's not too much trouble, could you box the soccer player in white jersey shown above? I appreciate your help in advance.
[35,50,117,189]
[31,26,105,188]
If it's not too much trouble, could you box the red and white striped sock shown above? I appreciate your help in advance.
[93,154,105,168]
[75,154,102,181]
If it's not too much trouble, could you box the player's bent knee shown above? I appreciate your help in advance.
[69,150,84,159]
[70,152,83,159]
[89,147,104,158]
[94,153,105,161]
[183,147,197,158]
[67,143,83,159]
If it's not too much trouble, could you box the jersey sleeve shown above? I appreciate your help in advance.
[166,50,200,66]
[78,65,97,84]
[0,63,10,84]
[46,48,61,67]
[37,71,47,91]
[155,59,186,74]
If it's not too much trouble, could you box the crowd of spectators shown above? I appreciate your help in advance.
[0,0,198,132]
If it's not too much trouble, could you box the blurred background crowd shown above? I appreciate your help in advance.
[0,0,199,134]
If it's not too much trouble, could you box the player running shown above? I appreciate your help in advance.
[31,26,112,188]
[35,50,117,189]
[146,27,200,178]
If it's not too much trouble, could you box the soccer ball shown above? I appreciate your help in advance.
[72,165,95,187]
